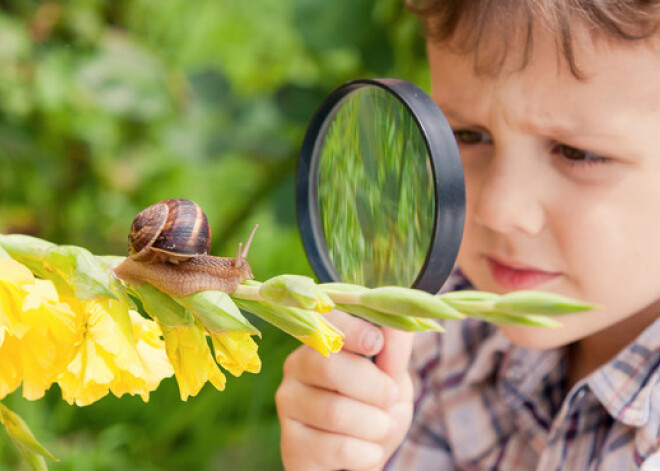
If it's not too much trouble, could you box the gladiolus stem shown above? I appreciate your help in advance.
[231,284,264,301]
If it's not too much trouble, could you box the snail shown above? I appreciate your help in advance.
[112,198,257,297]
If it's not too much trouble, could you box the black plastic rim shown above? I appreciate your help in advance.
[296,78,465,293]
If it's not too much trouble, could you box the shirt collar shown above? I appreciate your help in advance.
[442,268,660,428]
[587,316,660,427]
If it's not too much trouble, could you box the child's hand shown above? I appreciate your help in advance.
[276,311,414,471]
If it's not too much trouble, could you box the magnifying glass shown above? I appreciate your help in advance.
[296,78,465,294]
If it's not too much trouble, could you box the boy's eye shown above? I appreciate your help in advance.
[554,144,608,164]
[453,130,491,145]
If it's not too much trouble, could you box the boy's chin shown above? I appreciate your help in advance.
[497,324,579,350]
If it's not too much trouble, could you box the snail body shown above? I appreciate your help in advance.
[113,198,257,297]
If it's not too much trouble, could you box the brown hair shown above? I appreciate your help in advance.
[408,0,660,76]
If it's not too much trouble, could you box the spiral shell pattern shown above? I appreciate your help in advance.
[129,198,211,262]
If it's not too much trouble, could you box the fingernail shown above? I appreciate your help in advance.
[360,329,381,353]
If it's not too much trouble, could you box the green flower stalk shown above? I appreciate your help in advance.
[336,303,445,332]
[0,403,57,470]
[493,290,595,315]
[439,290,500,314]
[0,229,598,471]
[0,235,593,403]
[461,311,564,328]
[358,286,465,320]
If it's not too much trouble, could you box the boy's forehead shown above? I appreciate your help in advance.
[426,30,660,142]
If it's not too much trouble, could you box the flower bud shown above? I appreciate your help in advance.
[259,275,334,313]
[359,286,464,320]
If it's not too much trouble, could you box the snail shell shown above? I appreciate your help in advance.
[113,198,256,297]
[129,198,211,263]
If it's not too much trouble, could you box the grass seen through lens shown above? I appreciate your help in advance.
[318,86,435,287]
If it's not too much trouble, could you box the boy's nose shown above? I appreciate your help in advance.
[471,152,546,236]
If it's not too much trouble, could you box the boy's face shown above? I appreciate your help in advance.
[428,27,660,349]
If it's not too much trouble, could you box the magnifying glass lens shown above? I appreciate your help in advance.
[317,87,435,287]
[297,79,464,294]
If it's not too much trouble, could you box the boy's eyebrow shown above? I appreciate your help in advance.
[437,107,472,126]
[437,103,610,140]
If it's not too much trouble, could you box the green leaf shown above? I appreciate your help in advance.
[124,282,194,328]
[176,291,259,334]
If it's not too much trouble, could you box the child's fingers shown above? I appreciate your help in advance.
[326,310,384,356]
[277,320,415,471]
[276,379,393,442]
[283,345,398,409]
[375,327,415,382]
[280,418,384,471]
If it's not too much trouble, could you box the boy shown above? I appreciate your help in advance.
[276,1,660,469]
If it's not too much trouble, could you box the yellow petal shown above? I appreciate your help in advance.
[160,323,226,401]
[297,314,344,356]
[84,299,145,378]
[136,339,174,385]
[0,338,22,399]
[129,310,165,348]
[21,279,59,308]
[108,311,174,402]
[0,259,34,287]
[82,338,115,386]
[58,338,114,406]
[17,330,60,400]
[0,274,83,400]
[58,364,110,407]
[0,284,27,338]
[211,332,261,377]
[0,260,42,338]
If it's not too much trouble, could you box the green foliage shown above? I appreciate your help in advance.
[0,0,428,468]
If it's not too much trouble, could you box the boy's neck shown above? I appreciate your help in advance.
[566,298,660,389]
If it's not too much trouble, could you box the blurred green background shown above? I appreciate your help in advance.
[0,1,428,469]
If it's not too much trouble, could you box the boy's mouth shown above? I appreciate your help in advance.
[486,256,560,290]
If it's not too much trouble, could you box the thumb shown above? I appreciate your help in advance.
[374,328,414,382]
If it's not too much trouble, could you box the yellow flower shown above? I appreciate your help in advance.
[57,298,173,406]
[211,332,261,377]
[0,338,21,400]
[159,323,226,401]
[122,311,174,401]
[298,313,344,356]
[0,259,80,400]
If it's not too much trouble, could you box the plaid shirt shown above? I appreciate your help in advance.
[386,270,660,470]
